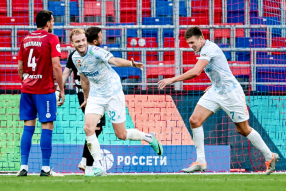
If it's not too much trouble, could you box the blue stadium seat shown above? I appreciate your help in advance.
[70,1,79,16]
[142,17,173,38]
[106,23,137,38]
[156,1,187,17]
[100,44,122,58]
[48,1,65,16]
[251,17,281,37]
[227,0,258,23]
[112,67,142,80]
[257,54,286,65]
[236,37,267,48]
[256,66,286,91]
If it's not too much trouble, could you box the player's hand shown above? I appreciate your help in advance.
[55,90,60,106]
[204,86,212,93]
[131,58,144,71]
[58,90,65,106]
[79,100,87,109]
[158,78,174,89]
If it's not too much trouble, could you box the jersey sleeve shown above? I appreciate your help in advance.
[93,47,114,63]
[198,45,216,62]
[50,35,61,58]
[66,51,75,70]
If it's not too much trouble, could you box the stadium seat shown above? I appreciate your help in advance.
[214,23,245,38]
[256,66,286,92]
[112,67,142,80]
[146,61,175,78]
[0,0,7,16]
[263,0,281,18]
[142,17,173,38]
[127,37,158,62]
[156,1,187,17]
[70,1,79,22]
[257,54,286,65]
[0,16,28,25]
[217,43,231,60]
[106,23,137,38]
[17,30,29,47]
[84,1,115,23]
[228,61,251,81]
[236,37,267,48]
[0,52,17,64]
[183,68,210,90]
[0,67,21,89]
[120,0,151,23]
[0,30,12,47]
[100,44,122,58]
[272,37,286,55]
[59,44,73,60]
[179,16,209,25]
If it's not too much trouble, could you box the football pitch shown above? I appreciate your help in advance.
[1,174,286,191]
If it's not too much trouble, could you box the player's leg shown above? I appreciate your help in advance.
[35,93,63,177]
[222,87,278,175]
[109,91,163,156]
[17,93,37,176]
[235,121,278,175]
[182,90,219,173]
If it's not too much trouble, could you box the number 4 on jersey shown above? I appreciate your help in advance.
[28,48,37,71]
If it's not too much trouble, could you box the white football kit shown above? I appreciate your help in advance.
[197,40,249,123]
[72,45,126,123]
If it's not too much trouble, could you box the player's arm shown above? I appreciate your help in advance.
[56,67,72,91]
[18,60,24,80]
[109,57,144,70]
[158,59,209,89]
[79,73,90,108]
[52,57,65,106]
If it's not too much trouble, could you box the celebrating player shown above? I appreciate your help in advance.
[70,29,163,177]
[56,27,105,175]
[158,26,279,175]
[17,10,65,177]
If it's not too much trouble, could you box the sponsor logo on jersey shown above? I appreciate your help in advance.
[56,44,61,53]
[24,41,42,48]
[23,73,43,80]
[89,50,94,55]
[104,53,111,59]
[83,71,99,77]
[94,47,100,50]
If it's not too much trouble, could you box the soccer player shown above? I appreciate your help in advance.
[56,27,105,175]
[158,26,279,175]
[70,29,163,176]
[17,10,65,177]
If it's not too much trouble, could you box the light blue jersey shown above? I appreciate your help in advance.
[198,40,241,95]
[72,45,122,98]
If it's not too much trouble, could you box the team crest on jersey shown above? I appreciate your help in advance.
[77,59,82,67]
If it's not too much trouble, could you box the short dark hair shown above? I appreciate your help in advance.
[85,27,102,43]
[184,26,203,40]
[36,10,53,28]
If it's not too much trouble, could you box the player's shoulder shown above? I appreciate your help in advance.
[201,40,220,54]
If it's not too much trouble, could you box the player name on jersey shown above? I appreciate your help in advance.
[24,41,42,48]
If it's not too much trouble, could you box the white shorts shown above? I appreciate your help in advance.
[197,87,249,123]
[85,90,126,124]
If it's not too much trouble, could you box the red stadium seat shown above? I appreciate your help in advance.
[272,37,286,55]
[17,30,29,47]
[0,0,7,16]
[180,16,209,25]
[182,52,200,65]
[127,37,158,62]
[263,0,281,18]
[183,68,210,90]
[214,23,245,38]
[0,30,12,47]
[84,1,115,17]
[0,67,21,89]
[146,61,175,78]
[60,44,73,60]
[0,16,29,25]
[0,52,17,64]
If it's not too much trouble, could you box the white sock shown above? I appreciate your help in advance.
[192,126,206,164]
[20,165,28,171]
[85,166,93,174]
[246,128,273,161]
[81,157,86,165]
[126,129,153,143]
[86,134,102,161]
[42,166,50,172]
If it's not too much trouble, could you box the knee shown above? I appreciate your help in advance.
[115,131,127,140]
[84,124,93,134]
[189,116,202,129]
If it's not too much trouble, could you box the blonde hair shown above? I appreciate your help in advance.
[70,29,85,42]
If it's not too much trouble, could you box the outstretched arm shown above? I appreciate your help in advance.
[108,57,144,70]
[79,73,90,108]
[158,59,209,89]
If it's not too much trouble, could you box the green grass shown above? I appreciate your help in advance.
[0,174,286,191]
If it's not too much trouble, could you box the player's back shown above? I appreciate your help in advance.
[18,30,61,94]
